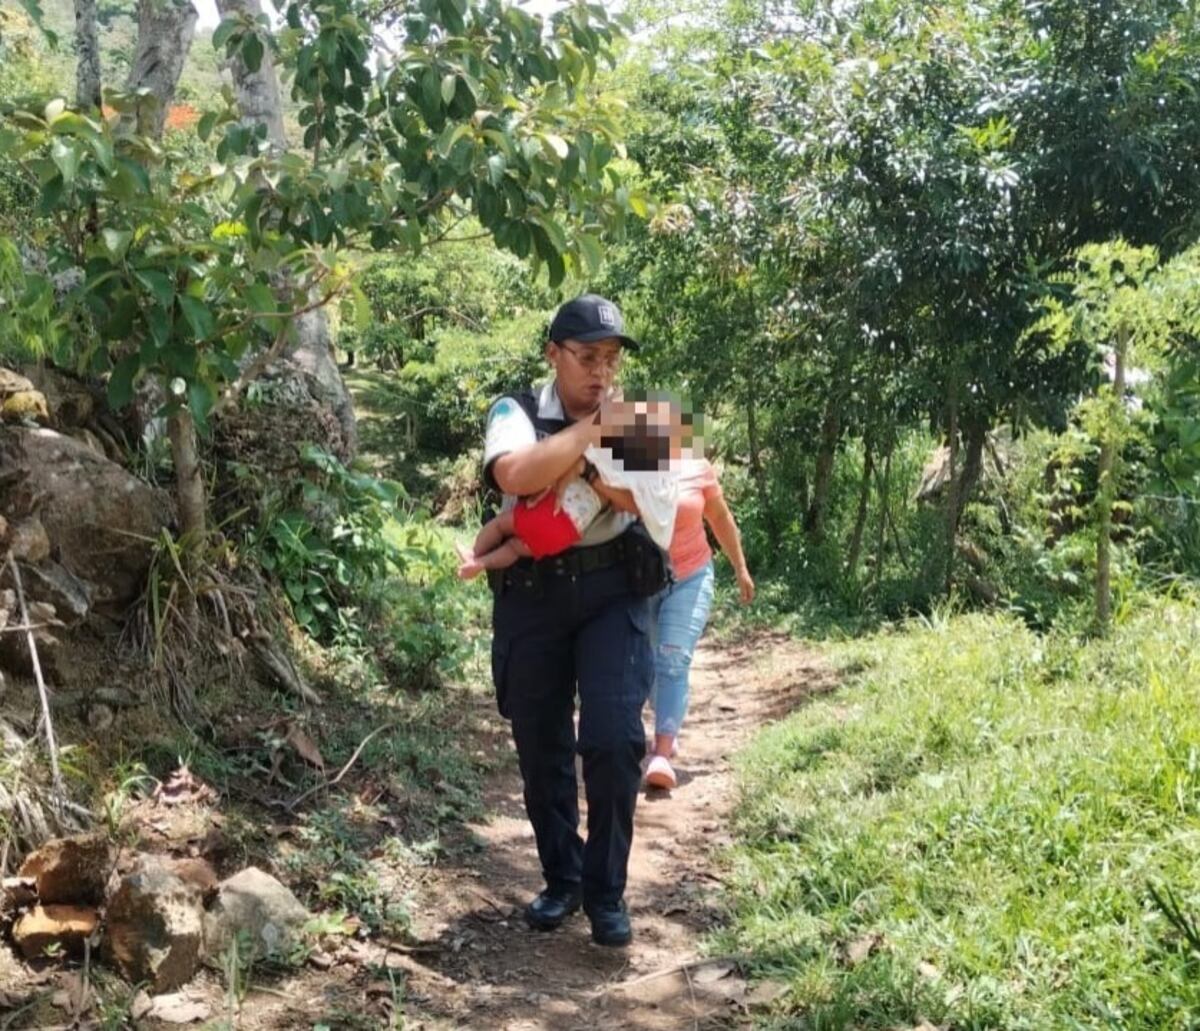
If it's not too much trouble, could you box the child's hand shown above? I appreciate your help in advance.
[551,459,586,514]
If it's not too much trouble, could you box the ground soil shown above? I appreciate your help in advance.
[383,629,838,1031]
[0,629,836,1031]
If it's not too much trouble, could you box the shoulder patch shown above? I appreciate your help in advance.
[489,398,517,422]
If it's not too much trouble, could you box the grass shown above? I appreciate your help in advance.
[720,590,1200,1029]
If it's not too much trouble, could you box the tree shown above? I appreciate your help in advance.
[1,0,645,557]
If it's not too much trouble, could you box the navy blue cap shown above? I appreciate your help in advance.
[548,294,639,350]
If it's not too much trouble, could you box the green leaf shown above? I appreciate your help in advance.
[197,111,219,141]
[421,66,442,119]
[179,295,215,340]
[577,232,603,274]
[486,153,506,186]
[436,122,470,158]
[242,32,265,73]
[101,228,133,261]
[542,133,569,160]
[107,352,141,410]
[135,269,175,310]
[441,73,457,105]
[212,18,238,50]
[50,138,79,187]
[188,379,216,430]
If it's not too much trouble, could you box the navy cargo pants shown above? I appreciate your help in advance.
[491,558,653,908]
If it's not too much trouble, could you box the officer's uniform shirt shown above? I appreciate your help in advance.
[483,380,634,547]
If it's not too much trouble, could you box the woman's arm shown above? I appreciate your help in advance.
[704,492,755,604]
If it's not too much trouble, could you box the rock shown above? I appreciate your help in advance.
[2,876,38,909]
[86,703,114,732]
[105,860,203,993]
[0,513,8,543]
[162,857,218,900]
[13,561,90,624]
[22,366,95,428]
[12,904,99,959]
[1,391,51,425]
[0,368,35,396]
[202,867,309,960]
[8,515,50,563]
[18,833,113,905]
[0,428,172,610]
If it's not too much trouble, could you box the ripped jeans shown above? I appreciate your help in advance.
[648,561,715,739]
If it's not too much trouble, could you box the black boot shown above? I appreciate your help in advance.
[524,886,583,931]
[586,900,632,947]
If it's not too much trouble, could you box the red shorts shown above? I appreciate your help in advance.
[511,492,582,560]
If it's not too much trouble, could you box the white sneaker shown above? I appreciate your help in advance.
[644,755,677,790]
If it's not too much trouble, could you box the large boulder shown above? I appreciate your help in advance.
[0,427,172,611]
[18,833,113,906]
[201,867,309,960]
[105,859,204,993]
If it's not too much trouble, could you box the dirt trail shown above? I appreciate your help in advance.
[395,630,837,1031]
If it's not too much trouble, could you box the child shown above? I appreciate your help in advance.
[457,396,686,580]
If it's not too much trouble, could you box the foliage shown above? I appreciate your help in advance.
[602,0,1200,612]
[338,230,554,369]
[248,445,406,641]
[0,0,644,543]
[723,592,1200,1029]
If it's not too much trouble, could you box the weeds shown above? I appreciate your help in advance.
[722,590,1200,1029]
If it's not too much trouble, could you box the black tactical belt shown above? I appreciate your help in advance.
[493,537,627,594]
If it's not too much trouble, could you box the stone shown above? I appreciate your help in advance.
[105,860,203,994]
[8,515,50,564]
[2,876,37,909]
[18,833,113,905]
[13,561,90,625]
[12,904,99,959]
[0,428,172,610]
[1,391,51,425]
[202,866,309,960]
[162,857,218,900]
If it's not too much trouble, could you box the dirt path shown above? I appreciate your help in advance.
[394,631,837,1031]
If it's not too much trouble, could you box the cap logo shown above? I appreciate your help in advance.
[598,303,616,328]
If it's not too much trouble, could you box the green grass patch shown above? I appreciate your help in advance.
[721,592,1200,1029]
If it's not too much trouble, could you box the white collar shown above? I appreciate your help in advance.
[538,380,565,420]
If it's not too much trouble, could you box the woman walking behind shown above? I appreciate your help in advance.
[644,455,754,790]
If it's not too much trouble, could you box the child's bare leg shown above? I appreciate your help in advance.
[457,528,533,581]
[470,509,516,556]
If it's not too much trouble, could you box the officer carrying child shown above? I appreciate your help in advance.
[482,294,670,947]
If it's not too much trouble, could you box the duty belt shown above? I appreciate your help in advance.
[492,537,627,594]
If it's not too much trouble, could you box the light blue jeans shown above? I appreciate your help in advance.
[649,561,715,738]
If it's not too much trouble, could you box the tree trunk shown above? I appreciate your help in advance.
[123,0,199,138]
[74,0,103,109]
[216,0,288,151]
[943,419,987,592]
[168,408,207,545]
[216,0,358,456]
[846,431,875,578]
[805,395,840,541]
[1095,333,1127,635]
[872,444,892,595]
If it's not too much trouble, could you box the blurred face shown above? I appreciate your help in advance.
[547,337,623,417]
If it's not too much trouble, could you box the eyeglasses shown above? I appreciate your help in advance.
[557,343,622,375]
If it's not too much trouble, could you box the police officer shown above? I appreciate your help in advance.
[483,294,661,948]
